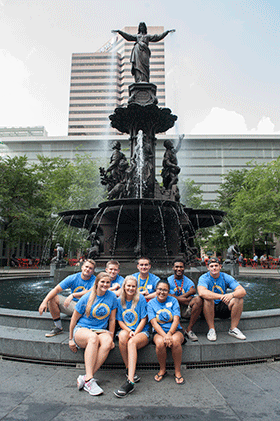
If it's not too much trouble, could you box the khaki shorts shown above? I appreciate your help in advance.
[180,304,192,319]
[58,294,76,316]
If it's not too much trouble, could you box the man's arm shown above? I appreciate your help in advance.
[38,284,63,314]
[170,286,196,305]
[63,288,91,308]
[221,285,246,305]
[197,285,222,301]
[198,284,246,303]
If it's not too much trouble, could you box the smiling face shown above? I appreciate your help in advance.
[173,261,185,279]
[124,277,137,299]
[81,261,95,279]
[137,259,151,278]
[106,263,120,281]
[96,276,111,295]
[208,262,222,279]
[156,282,170,303]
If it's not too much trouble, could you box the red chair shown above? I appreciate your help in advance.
[68,259,78,266]
[250,259,257,268]
[32,258,40,268]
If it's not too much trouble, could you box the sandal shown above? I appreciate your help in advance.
[174,374,185,385]
[154,371,168,382]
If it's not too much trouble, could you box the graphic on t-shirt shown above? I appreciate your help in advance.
[73,286,86,294]
[212,283,224,295]
[174,287,185,296]
[92,303,110,320]
[156,308,173,324]
[122,309,139,327]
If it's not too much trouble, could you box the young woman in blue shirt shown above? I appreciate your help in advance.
[69,272,117,396]
[114,275,149,398]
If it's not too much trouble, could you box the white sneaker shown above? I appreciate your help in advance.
[185,330,198,342]
[228,327,246,340]
[83,378,103,396]
[207,328,217,341]
[77,375,86,390]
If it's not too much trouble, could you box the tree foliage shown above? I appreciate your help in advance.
[0,154,106,262]
[180,178,205,209]
[209,159,280,254]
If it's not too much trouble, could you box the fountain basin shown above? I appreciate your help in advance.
[60,199,225,267]
[0,276,279,312]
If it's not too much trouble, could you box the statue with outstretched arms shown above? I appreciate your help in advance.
[112,22,175,82]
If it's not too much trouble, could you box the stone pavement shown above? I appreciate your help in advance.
[1,358,280,421]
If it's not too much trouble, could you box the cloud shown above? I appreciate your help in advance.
[0,49,43,128]
[190,107,280,134]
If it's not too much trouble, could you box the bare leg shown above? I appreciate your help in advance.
[186,296,203,332]
[153,334,167,380]
[228,298,244,329]
[118,330,129,368]
[74,328,100,380]
[127,333,148,382]
[202,298,215,330]
[92,332,114,374]
[47,295,61,320]
[171,331,184,383]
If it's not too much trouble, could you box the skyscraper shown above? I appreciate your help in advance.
[68,26,166,136]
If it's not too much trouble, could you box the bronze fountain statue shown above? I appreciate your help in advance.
[60,23,224,272]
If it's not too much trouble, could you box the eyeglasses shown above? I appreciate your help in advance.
[157,288,169,293]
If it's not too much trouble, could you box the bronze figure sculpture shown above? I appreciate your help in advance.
[112,22,175,83]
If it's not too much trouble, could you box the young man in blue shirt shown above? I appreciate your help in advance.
[39,259,96,337]
[131,257,160,301]
[197,257,246,342]
[168,258,202,341]
[105,260,124,297]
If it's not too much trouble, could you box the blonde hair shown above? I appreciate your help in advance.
[85,272,110,317]
[120,275,140,311]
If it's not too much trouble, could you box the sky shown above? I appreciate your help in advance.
[0,0,280,136]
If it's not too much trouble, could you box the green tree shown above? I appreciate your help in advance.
[210,159,280,255]
[180,178,205,208]
[230,160,280,252]
[34,154,106,259]
[0,154,106,264]
[0,156,48,264]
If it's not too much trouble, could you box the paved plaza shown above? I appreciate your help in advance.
[1,358,280,420]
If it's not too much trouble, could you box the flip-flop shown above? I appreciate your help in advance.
[154,371,168,382]
[174,374,185,385]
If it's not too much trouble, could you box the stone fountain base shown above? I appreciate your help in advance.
[1,307,280,366]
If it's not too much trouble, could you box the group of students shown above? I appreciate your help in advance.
[38,256,247,398]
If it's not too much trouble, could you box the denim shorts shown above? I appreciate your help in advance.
[73,325,111,348]
[115,329,150,340]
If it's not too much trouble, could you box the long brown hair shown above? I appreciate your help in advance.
[85,272,110,317]
[120,275,140,311]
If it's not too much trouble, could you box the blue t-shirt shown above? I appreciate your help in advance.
[75,289,117,330]
[198,272,240,304]
[131,272,160,294]
[147,295,182,333]
[59,273,96,302]
[111,274,124,289]
[167,275,195,297]
[116,293,149,333]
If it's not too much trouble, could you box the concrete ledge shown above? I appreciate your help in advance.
[0,308,280,365]
[1,325,280,365]
[1,308,280,332]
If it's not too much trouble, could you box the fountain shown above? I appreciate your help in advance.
[59,23,225,273]
[1,23,280,369]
